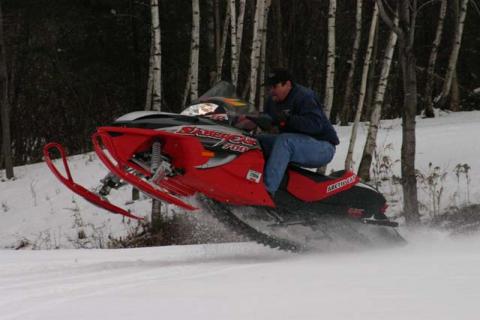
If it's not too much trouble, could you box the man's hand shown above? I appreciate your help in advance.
[273,109,289,128]
[234,115,257,131]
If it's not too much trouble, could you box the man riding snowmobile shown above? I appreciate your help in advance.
[43,81,404,251]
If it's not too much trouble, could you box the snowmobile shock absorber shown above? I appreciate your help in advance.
[151,140,162,182]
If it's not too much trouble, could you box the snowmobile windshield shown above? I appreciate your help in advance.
[181,97,249,122]
[181,81,252,124]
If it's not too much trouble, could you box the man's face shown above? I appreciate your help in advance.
[269,80,292,102]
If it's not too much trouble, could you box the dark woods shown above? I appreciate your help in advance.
[0,0,479,167]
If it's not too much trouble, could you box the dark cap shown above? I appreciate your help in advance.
[265,68,293,86]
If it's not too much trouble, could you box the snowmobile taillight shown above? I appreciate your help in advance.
[201,150,215,158]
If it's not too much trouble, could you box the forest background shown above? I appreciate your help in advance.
[1,0,479,224]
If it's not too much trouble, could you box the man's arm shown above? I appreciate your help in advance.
[284,96,326,135]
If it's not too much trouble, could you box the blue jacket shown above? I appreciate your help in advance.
[264,84,339,145]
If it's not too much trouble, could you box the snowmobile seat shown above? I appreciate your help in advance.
[286,166,359,202]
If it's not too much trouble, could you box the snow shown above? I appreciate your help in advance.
[1,110,480,319]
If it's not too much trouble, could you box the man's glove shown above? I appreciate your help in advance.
[273,110,290,129]
[234,115,257,131]
[247,114,273,131]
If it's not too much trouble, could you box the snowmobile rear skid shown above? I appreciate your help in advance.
[44,89,403,250]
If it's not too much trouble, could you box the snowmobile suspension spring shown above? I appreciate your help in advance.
[151,141,162,172]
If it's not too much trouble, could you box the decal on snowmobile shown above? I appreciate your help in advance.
[326,175,357,193]
[177,126,258,152]
[246,170,262,183]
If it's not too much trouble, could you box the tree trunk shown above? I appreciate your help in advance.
[231,0,246,91]
[0,2,14,179]
[323,0,336,119]
[248,0,266,110]
[229,0,239,88]
[364,25,379,122]
[150,0,162,111]
[216,4,231,83]
[190,0,200,101]
[377,0,420,225]
[258,0,272,111]
[145,39,154,110]
[435,0,469,107]
[424,0,447,118]
[344,3,379,171]
[149,0,162,225]
[450,71,460,111]
[236,0,246,51]
[340,0,362,126]
[358,15,398,181]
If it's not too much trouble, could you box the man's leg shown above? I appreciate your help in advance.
[257,134,277,158]
[263,133,335,194]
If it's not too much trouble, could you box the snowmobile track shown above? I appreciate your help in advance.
[202,198,301,252]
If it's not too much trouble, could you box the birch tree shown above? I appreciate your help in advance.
[377,0,420,224]
[229,0,239,88]
[0,1,13,179]
[340,0,362,126]
[148,0,163,226]
[145,40,154,110]
[358,15,399,181]
[216,5,231,83]
[435,0,470,107]
[150,0,162,111]
[236,0,246,55]
[423,0,447,118]
[248,0,266,109]
[344,3,379,171]
[190,0,200,101]
[323,0,336,119]
[258,0,272,110]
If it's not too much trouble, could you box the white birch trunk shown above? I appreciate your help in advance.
[248,0,266,110]
[340,0,362,125]
[424,0,447,117]
[435,0,469,104]
[216,5,231,83]
[145,38,154,110]
[358,15,398,180]
[344,2,379,171]
[229,0,239,88]
[150,0,162,111]
[190,0,200,101]
[324,0,336,119]
[148,0,162,226]
[258,0,272,111]
[236,0,246,52]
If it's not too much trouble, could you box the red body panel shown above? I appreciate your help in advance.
[44,125,364,219]
[95,127,274,207]
[287,170,359,202]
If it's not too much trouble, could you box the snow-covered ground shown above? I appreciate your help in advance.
[1,110,480,319]
[2,238,480,320]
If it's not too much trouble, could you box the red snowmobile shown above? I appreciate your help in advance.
[44,82,403,250]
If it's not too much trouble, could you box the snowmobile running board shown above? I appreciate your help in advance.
[43,142,144,220]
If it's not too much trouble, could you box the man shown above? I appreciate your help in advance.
[259,68,339,196]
